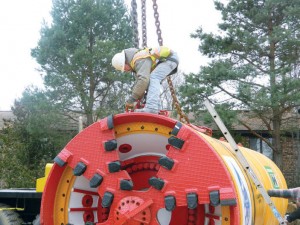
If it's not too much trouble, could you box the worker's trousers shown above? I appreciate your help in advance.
[144,54,178,112]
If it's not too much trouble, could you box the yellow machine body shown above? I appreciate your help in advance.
[200,132,288,224]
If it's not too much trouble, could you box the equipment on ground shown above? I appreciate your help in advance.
[39,112,288,225]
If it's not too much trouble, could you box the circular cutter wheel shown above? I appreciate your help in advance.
[41,113,239,225]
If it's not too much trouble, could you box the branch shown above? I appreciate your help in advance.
[239,79,270,89]
[238,119,275,152]
[216,85,252,107]
[251,110,272,131]
[61,110,81,123]
[232,52,268,73]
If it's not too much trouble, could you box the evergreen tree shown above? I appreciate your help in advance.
[32,0,133,125]
[180,0,300,168]
[0,125,35,188]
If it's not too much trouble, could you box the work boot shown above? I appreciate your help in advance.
[135,108,159,114]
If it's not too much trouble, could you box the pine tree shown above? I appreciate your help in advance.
[32,0,133,125]
[180,0,300,168]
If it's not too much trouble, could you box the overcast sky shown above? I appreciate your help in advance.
[0,0,222,110]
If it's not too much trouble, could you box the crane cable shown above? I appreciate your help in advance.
[130,0,190,124]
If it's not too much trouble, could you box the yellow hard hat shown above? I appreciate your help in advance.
[112,50,125,72]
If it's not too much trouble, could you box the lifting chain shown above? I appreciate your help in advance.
[130,0,139,48]
[130,0,190,124]
[141,0,147,48]
[152,0,190,124]
[152,0,163,46]
[166,77,190,124]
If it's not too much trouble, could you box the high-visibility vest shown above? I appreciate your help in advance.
[130,46,172,70]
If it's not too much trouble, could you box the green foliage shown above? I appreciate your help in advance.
[1,0,136,188]
[32,0,134,125]
[186,0,300,111]
[0,88,75,188]
[0,125,44,188]
[179,0,300,167]
[0,0,135,187]
[203,103,237,129]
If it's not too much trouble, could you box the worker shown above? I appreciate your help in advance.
[111,46,179,114]
[268,187,300,223]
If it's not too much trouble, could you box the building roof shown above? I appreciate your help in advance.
[0,111,80,132]
[186,110,300,133]
[0,111,15,130]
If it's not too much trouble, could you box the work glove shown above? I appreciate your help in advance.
[125,97,136,111]
[284,214,290,223]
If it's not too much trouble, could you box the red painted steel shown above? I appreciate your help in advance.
[41,113,238,225]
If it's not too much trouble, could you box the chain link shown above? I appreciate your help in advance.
[152,0,163,46]
[131,0,139,48]
[167,77,190,124]
[152,0,190,124]
[141,0,147,47]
